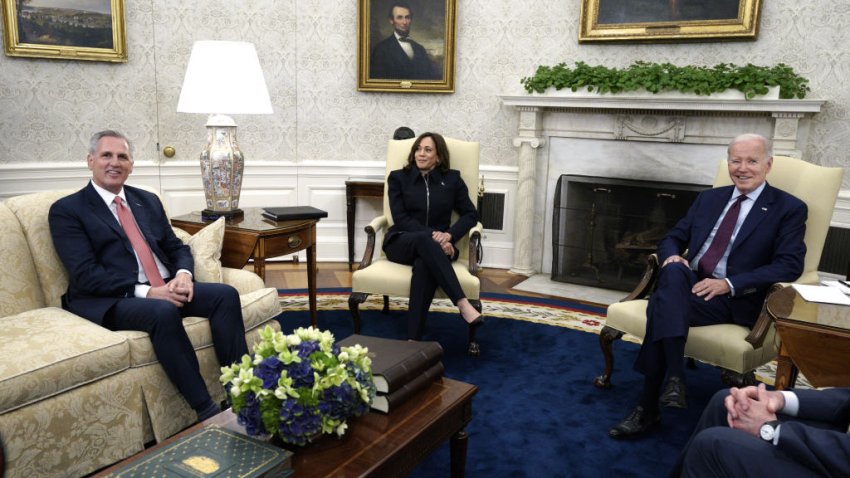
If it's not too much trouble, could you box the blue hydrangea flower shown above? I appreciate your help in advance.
[278,398,322,446]
[236,391,265,436]
[255,355,284,389]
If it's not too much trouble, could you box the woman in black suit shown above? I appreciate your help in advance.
[383,132,484,339]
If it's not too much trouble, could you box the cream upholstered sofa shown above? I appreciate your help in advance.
[0,188,281,478]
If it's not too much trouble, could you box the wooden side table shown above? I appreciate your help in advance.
[346,180,384,270]
[171,207,320,326]
[767,286,850,390]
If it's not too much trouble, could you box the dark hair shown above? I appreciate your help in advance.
[387,2,412,19]
[404,132,450,171]
[393,126,415,140]
[89,129,133,157]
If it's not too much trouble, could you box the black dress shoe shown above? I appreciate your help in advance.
[658,376,687,409]
[608,406,661,439]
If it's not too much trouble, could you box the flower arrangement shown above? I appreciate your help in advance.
[220,326,375,446]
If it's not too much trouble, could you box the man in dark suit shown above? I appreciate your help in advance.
[369,2,440,80]
[609,133,808,438]
[671,384,850,477]
[49,130,248,422]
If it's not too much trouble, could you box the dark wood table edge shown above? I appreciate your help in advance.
[91,377,477,478]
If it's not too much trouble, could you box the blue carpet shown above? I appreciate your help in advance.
[275,293,725,477]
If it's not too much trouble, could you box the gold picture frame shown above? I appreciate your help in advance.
[358,0,456,93]
[2,0,127,62]
[579,0,762,43]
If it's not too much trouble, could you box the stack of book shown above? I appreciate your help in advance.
[338,334,444,414]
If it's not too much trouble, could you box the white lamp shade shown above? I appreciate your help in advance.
[177,41,273,115]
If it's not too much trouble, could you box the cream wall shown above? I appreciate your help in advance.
[1,1,848,266]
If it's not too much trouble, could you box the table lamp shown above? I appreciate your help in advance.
[177,40,273,218]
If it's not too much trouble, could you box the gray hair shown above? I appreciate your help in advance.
[88,130,133,157]
[728,133,772,159]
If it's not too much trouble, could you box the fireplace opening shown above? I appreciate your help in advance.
[552,175,709,291]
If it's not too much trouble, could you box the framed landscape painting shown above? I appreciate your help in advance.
[579,0,762,43]
[2,0,127,62]
[358,0,456,93]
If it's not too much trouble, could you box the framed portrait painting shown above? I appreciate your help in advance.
[1,0,127,62]
[358,0,456,93]
[579,0,762,43]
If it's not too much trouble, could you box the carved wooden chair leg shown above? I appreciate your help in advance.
[467,299,483,357]
[593,325,624,388]
[382,295,390,314]
[348,293,369,334]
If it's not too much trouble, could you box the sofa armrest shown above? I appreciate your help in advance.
[358,215,389,270]
[221,267,265,295]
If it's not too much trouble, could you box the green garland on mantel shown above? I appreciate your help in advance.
[521,61,810,99]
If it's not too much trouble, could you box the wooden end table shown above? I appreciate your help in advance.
[767,286,850,390]
[171,207,320,326]
[346,180,384,270]
[93,377,477,478]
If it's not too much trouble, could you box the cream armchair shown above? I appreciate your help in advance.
[348,137,484,354]
[595,156,843,388]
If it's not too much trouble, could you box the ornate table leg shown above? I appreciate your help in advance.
[450,429,468,478]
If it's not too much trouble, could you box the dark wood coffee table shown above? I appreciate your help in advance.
[93,377,477,478]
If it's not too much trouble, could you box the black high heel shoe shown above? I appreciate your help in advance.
[469,315,485,329]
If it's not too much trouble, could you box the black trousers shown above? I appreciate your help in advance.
[384,231,465,339]
[105,282,247,411]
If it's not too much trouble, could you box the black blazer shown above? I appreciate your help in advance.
[48,183,192,325]
[369,34,440,80]
[384,167,478,252]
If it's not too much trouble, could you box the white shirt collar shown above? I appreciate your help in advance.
[733,181,766,202]
[90,180,126,207]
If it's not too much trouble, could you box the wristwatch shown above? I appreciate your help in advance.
[759,420,781,442]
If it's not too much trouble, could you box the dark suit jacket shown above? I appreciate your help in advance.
[369,34,440,80]
[657,182,807,325]
[779,388,850,477]
[48,183,192,325]
[384,167,477,254]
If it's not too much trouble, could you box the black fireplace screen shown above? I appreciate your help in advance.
[552,175,709,291]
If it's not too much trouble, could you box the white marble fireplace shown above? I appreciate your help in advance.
[500,93,825,276]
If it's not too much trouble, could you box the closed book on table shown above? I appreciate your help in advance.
[337,334,443,394]
[261,206,328,221]
[103,425,292,477]
[371,361,444,414]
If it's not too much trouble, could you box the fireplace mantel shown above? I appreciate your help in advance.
[500,93,825,276]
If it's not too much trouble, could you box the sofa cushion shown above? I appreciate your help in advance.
[3,190,75,309]
[0,307,130,414]
[118,287,279,367]
[0,202,46,316]
[172,217,225,283]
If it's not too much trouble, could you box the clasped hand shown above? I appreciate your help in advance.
[724,383,784,437]
[662,255,730,300]
[432,231,454,257]
[147,271,193,307]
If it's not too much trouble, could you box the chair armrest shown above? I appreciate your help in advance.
[745,282,789,348]
[619,253,660,302]
[357,215,389,270]
[467,222,483,274]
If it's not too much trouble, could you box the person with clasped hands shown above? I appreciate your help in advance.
[369,2,440,80]
[48,130,248,422]
[669,384,850,477]
[609,133,808,439]
[383,132,483,339]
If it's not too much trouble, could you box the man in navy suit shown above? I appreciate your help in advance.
[369,2,440,80]
[609,133,807,438]
[49,130,248,422]
[671,384,850,477]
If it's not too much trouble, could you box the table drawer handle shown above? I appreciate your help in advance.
[288,235,303,248]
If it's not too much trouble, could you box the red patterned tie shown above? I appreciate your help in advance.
[697,194,747,279]
[114,196,166,287]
